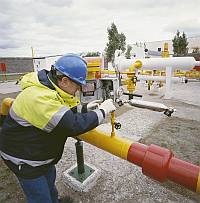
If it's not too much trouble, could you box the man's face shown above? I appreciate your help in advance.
[58,77,81,96]
[68,80,81,96]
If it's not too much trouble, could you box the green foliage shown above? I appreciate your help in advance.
[192,47,200,54]
[125,44,132,59]
[84,51,101,57]
[105,23,126,62]
[172,30,189,56]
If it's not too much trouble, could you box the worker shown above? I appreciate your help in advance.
[0,54,116,203]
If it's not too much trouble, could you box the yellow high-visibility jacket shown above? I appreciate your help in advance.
[0,70,104,178]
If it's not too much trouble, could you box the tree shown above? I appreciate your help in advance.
[192,47,200,54]
[105,23,126,62]
[84,51,101,57]
[118,33,126,52]
[125,44,132,59]
[172,30,188,56]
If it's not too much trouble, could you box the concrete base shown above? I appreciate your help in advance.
[63,162,101,192]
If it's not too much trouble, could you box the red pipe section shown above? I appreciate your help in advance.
[168,157,199,191]
[127,143,200,192]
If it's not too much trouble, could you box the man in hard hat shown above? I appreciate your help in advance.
[0,54,116,203]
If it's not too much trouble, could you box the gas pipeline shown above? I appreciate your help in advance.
[0,98,199,193]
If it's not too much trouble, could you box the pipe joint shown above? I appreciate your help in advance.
[127,143,173,182]
[142,144,173,182]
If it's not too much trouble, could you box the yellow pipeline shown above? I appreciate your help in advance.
[100,61,142,78]
[101,70,116,74]
[78,129,132,160]
[101,70,136,76]
[0,98,14,115]
[86,67,101,80]
[130,60,143,70]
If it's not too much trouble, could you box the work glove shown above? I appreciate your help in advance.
[99,99,116,115]
[87,100,102,111]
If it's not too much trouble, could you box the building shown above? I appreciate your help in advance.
[144,35,200,55]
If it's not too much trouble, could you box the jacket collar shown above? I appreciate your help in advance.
[51,78,80,105]
[38,70,80,107]
[38,70,55,90]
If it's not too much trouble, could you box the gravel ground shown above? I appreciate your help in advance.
[0,81,200,203]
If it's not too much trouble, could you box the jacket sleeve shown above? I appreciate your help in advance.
[71,104,88,113]
[52,108,105,137]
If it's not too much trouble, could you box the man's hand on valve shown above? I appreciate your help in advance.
[87,100,102,111]
[99,99,116,115]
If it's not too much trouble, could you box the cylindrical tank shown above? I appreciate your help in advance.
[116,56,198,72]
[137,75,186,83]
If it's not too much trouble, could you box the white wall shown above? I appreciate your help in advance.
[33,58,46,71]
[45,56,60,71]
[144,36,200,54]
[131,44,145,59]
[33,56,61,71]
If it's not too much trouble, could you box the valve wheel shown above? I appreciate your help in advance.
[114,122,121,130]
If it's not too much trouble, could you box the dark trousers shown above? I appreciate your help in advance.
[17,165,59,203]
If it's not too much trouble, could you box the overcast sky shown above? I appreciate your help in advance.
[1,0,200,57]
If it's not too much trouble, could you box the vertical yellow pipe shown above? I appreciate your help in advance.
[111,112,116,137]
[31,47,35,72]
[162,43,170,58]
[126,61,142,94]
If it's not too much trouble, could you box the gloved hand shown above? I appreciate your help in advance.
[99,99,116,115]
[87,100,102,111]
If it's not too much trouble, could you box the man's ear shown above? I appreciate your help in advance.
[61,77,69,87]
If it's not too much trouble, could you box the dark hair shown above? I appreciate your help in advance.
[51,65,65,81]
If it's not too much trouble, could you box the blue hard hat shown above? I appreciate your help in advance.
[53,54,87,85]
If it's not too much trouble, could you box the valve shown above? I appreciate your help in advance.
[115,98,124,107]
[111,112,121,137]
[164,107,175,117]
[115,98,129,107]
[131,75,138,84]
[123,92,143,99]
[114,122,121,130]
